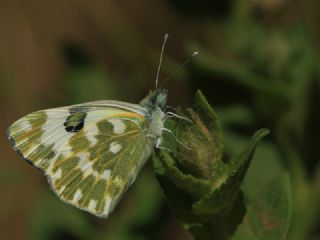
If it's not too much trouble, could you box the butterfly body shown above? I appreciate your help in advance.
[7,89,168,217]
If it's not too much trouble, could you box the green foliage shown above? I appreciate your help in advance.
[233,174,292,240]
[154,91,290,239]
[31,192,95,240]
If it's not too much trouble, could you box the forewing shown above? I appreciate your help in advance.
[7,105,152,217]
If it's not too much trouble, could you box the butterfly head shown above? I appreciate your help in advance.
[140,88,168,110]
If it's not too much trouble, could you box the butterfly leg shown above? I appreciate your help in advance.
[165,112,193,123]
[161,128,192,150]
[155,137,170,151]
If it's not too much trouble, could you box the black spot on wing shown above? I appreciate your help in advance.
[64,121,84,132]
[64,111,87,133]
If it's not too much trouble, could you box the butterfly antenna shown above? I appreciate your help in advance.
[159,51,198,88]
[155,34,169,89]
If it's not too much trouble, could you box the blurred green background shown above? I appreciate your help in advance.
[1,0,320,239]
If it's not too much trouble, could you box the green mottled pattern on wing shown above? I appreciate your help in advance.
[7,107,152,217]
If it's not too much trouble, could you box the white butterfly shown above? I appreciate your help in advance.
[7,34,196,217]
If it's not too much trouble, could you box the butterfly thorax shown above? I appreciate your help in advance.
[140,89,167,144]
[146,106,165,142]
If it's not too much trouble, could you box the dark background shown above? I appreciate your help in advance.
[1,0,320,239]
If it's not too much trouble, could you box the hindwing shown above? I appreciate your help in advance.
[7,103,153,217]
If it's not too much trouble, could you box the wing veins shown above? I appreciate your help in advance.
[51,130,141,175]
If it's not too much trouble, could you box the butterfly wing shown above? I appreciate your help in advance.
[7,102,153,217]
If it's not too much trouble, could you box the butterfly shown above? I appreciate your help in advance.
[7,89,168,217]
[7,34,196,218]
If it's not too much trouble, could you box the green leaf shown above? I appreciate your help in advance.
[154,153,203,223]
[194,90,224,164]
[155,90,270,240]
[155,151,213,198]
[188,192,246,240]
[192,129,270,216]
[233,173,292,240]
[173,90,226,180]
